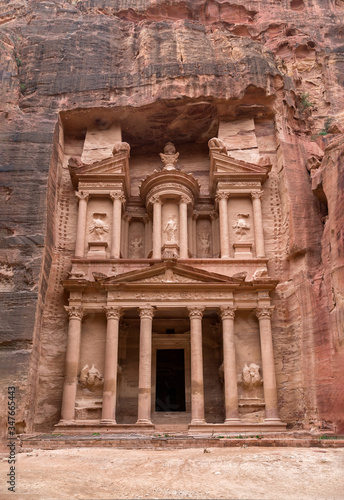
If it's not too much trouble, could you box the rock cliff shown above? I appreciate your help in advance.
[0,0,343,434]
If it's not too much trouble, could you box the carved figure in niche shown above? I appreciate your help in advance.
[163,215,177,242]
[79,364,104,391]
[242,362,262,393]
[130,237,143,258]
[159,142,180,170]
[232,213,250,239]
[198,232,211,256]
[89,213,109,241]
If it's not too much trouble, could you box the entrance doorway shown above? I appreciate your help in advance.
[155,349,186,412]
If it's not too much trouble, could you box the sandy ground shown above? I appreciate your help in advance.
[0,447,343,499]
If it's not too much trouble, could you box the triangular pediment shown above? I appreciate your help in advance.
[209,150,271,193]
[100,262,242,286]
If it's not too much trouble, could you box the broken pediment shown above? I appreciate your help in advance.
[208,142,271,194]
[68,142,130,195]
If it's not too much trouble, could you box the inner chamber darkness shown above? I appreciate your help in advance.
[155,349,186,412]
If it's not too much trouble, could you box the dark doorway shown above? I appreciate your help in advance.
[155,349,186,412]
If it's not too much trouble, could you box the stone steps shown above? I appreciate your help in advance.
[18,434,344,451]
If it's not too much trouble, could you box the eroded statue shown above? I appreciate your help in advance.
[232,213,250,239]
[198,232,211,256]
[163,215,178,243]
[242,362,262,392]
[130,237,143,258]
[79,364,104,391]
[89,213,109,241]
[159,142,180,170]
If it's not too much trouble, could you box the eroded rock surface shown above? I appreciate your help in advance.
[0,0,343,434]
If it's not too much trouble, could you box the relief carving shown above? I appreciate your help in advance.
[198,232,211,257]
[112,141,130,155]
[159,142,180,170]
[79,364,104,391]
[163,215,178,243]
[232,213,251,239]
[208,137,227,155]
[253,267,269,279]
[130,237,143,258]
[242,362,263,393]
[89,213,109,241]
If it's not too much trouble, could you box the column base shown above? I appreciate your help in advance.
[224,418,242,424]
[136,418,153,425]
[190,419,206,425]
[100,419,117,425]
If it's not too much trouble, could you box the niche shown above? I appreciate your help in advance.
[128,220,145,258]
[196,218,212,258]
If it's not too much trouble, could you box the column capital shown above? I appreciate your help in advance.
[188,306,205,319]
[142,214,150,224]
[103,306,122,320]
[180,195,191,205]
[64,305,84,320]
[209,211,218,221]
[251,190,263,200]
[219,306,237,320]
[110,191,126,203]
[215,191,229,202]
[139,305,155,319]
[151,195,162,205]
[256,306,275,319]
[75,191,89,202]
[122,212,132,223]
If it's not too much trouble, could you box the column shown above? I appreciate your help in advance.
[179,196,189,259]
[143,215,150,258]
[74,191,89,258]
[110,191,125,259]
[122,213,131,258]
[216,192,230,258]
[60,306,84,422]
[210,212,218,258]
[101,306,122,424]
[192,212,197,257]
[256,307,279,421]
[152,196,162,259]
[137,306,154,424]
[252,191,265,258]
[188,307,205,424]
[187,215,193,257]
[220,306,240,422]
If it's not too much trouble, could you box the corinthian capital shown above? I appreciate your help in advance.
[139,306,155,320]
[64,305,84,320]
[188,306,205,319]
[251,190,263,200]
[75,191,89,202]
[219,306,237,320]
[256,306,275,320]
[103,306,122,320]
[110,191,125,203]
[215,191,229,202]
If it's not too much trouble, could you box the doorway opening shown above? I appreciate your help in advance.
[155,349,186,412]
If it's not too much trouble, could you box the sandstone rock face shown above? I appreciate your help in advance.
[0,0,343,434]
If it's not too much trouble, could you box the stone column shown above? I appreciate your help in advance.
[60,306,84,422]
[220,306,240,422]
[152,196,162,259]
[110,192,125,259]
[188,307,205,424]
[210,212,218,258]
[101,306,122,424]
[216,192,230,259]
[137,306,154,424]
[251,191,265,258]
[143,214,150,258]
[187,215,193,257]
[179,196,189,259]
[256,307,279,421]
[74,192,89,258]
[192,212,198,257]
[122,213,131,258]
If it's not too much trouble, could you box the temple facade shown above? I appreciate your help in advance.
[55,122,287,434]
